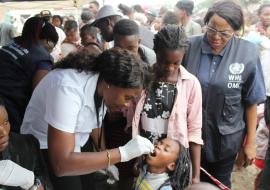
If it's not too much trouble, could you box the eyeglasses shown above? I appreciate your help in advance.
[206,26,234,38]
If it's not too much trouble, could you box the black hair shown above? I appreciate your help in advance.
[17,17,58,48]
[40,22,59,45]
[118,4,133,16]
[265,97,270,127]
[0,97,5,107]
[19,17,43,48]
[204,0,244,32]
[64,20,78,33]
[258,3,270,16]
[158,140,190,190]
[159,6,168,17]
[153,24,189,54]
[52,15,63,25]
[53,49,100,72]
[90,0,99,9]
[133,5,144,13]
[80,24,98,38]
[54,48,146,89]
[113,19,139,36]
[80,24,98,46]
[162,11,180,26]
[93,48,146,88]
[175,0,194,16]
[81,10,94,22]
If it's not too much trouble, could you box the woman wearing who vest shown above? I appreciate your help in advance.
[183,1,266,188]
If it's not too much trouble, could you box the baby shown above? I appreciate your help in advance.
[134,138,190,190]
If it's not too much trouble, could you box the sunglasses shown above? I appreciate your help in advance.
[206,26,234,38]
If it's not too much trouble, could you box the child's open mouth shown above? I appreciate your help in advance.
[150,150,157,157]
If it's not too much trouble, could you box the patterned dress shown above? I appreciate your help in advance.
[141,81,177,144]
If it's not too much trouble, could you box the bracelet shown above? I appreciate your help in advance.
[106,150,111,168]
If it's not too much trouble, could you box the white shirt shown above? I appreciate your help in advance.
[21,69,106,152]
[261,49,270,96]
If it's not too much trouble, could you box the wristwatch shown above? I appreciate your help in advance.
[29,177,42,190]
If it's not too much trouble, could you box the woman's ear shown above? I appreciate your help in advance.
[167,162,176,172]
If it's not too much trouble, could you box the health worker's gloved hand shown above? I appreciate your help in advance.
[119,135,154,162]
[0,160,34,189]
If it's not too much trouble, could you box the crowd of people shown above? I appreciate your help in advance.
[0,0,269,190]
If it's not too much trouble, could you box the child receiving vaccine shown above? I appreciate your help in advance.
[134,138,190,190]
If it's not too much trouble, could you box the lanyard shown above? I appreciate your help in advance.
[135,172,148,190]
[94,78,105,150]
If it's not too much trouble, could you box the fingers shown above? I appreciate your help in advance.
[136,136,154,154]
[243,157,254,167]
[243,153,255,167]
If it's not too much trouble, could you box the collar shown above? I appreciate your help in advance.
[142,165,170,179]
[201,34,227,56]
[179,65,193,80]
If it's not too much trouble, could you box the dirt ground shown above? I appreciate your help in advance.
[231,165,260,190]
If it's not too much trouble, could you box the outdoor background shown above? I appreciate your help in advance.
[0,0,270,189]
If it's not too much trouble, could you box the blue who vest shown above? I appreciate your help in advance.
[183,35,265,162]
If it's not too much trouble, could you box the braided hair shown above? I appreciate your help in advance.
[158,140,190,190]
[153,24,189,55]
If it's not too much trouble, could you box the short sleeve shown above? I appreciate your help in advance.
[44,84,82,133]
[242,57,266,104]
[36,60,52,71]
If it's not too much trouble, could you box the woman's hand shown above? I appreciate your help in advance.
[243,142,256,167]
[119,135,154,162]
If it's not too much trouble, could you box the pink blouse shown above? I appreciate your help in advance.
[132,66,203,148]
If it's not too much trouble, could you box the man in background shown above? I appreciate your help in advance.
[175,0,202,36]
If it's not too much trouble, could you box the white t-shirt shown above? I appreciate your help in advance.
[21,69,106,152]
